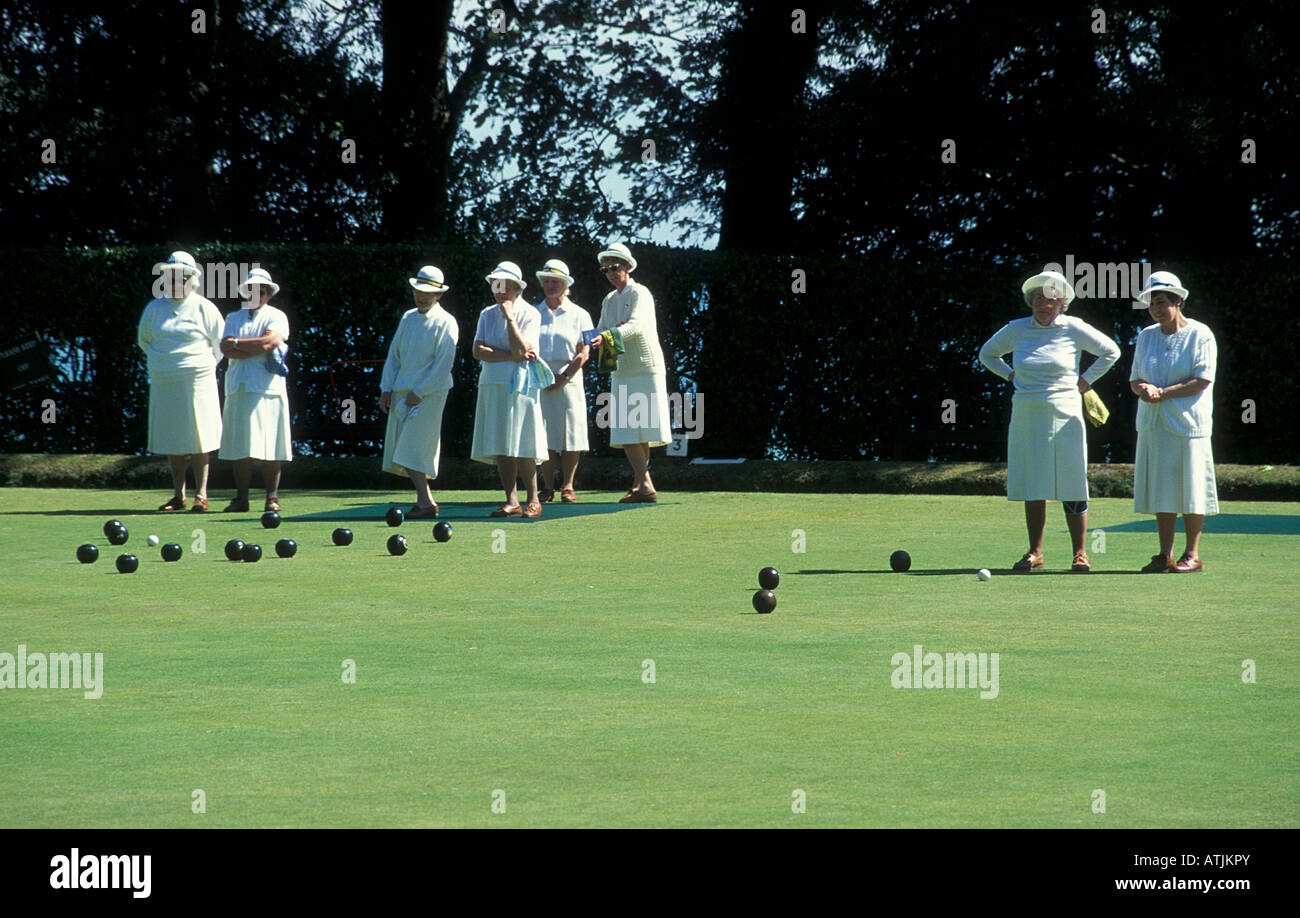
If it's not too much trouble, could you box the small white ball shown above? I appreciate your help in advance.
[977,568,992,581]
[147,534,160,546]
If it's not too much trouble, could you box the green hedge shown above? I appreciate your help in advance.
[2,245,1294,463]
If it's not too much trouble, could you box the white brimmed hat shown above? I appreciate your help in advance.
[1021,268,1076,307]
[409,265,449,292]
[535,259,574,287]
[597,242,637,272]
[159,250,200,279]
[237,267,280,298]
[1135,271,1189,304]
[485,260,527,290]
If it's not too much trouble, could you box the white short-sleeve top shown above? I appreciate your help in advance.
[475,299,540,386]
[137,292,224,382]
[380,305,459,397]
[535,297,595,363]
[222,304,291,396]
[978,314,1121,401]
[1129,318,1216,437]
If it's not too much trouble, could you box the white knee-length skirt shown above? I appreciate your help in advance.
[605,372,672,448]
[381,389,448,480]
[1006,394,1088,501]
[539,361,590,452]
[218,390,293,461]
[1133,428,1219,515]
[148,372,222,455]
[471,383,547,464]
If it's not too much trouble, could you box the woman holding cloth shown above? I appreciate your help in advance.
[379,266,459,519]
[470,261,548,519]
[979,268,1121,572]
[219,267,293,513]
[588,242,671,503]
[534,258,594,503]
[1130,271,1218,573]
[137,250,223,512]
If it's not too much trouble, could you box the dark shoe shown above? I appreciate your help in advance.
[158,496,186,511]
[264,498,281,513]
[560,488,577,503]
[407,504,439,520]
[489,504,522,518]
[1012,551,1044,571]
[538,488,555,503]
[189,495,208,512]
[223,498,250,513]
[1071,550,1091,572]
[522,502,542,519]
[1172,554,1203,573]
[1141,554,1175,573]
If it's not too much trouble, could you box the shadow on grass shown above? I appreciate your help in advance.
[795,568,1149,576]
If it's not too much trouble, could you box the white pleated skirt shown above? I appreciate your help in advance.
[606,372,672,448]
[218,390,293,461]
[381,389,448,480]
[1133,428,1219,515]
[471,383,547,464]
[148,372,222,455]
[539,361,590,452]
[1005,394,1088,501]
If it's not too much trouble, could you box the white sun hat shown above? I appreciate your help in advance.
[158,250,200,278]
[1135,270,1189,304]
[409,265,450,292]
[597,242,637,272]
[485,260,527,289]
[536,258,574,287]
[237,267,280,298]
[1021,268,1076,307]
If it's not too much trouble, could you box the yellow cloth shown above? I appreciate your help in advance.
[1083,389,1109,427]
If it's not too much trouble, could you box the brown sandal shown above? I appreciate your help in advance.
[1012,551,1043,571]
[264,498,281,513]
[189,495,209,512]
[522,502,542,519]
[560,488,577,503]
[489,504,523,518]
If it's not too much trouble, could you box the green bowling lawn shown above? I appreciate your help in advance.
[1,488,1296,827]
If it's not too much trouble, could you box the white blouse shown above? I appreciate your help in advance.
[596,281,665,378]
[381,305,459,396]
[979,314,1121,401]
[223,304,291,396]
[1129,318,1216,437]
[474,299,540,386]
[137,293,224,382]
[535,297,595,363]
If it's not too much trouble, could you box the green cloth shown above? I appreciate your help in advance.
[1083,388,1109,427]
[595,327,625,373]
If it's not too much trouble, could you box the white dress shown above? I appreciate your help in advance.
[137,292,224,455]
[219,304,293,462]
[978,314,1121,501]
[1130,318,1218,515]
[470,300,548,463]
[597,281,672,447]
[380,304,458,479]
[535,297,595,452]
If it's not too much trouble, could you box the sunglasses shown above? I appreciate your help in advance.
[601,263,626,273]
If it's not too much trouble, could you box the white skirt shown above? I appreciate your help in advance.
[471,382,547,464]
[381,389,448,480]
[1133,428,1219,515]
[148,372,222,455]
[218,390,293,461]
[1005,394,1088,501]
[539,361,590,452]
[605,372,672,448]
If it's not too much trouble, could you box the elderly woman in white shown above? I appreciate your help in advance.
[584,242,671,503]
[979,268,1121,572]
[533,259,595,503]
[218,268,293,513]
[379,266,459,519]
[137,250,223,512]
[470,261,548,519]
[1130,271,1218,573]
